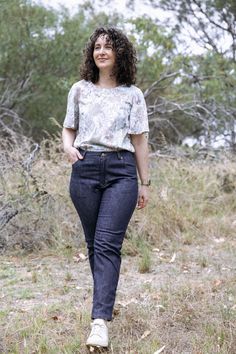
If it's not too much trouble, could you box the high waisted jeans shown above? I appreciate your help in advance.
[69,149,138,321]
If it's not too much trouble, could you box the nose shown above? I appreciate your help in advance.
[98,47,105,54]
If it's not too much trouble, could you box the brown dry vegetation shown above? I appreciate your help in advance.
[0,138,236,353]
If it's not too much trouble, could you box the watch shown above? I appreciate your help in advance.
[140,179,151,186]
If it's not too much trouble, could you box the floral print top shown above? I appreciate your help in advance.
[63,80,149,152]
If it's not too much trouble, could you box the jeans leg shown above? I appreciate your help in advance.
[92,177,138,321]
[69,168,102,276]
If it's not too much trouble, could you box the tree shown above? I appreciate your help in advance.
[0,0,126,140]
[148,0,236,60]
[0,0,59,138]
[126,0,236,150]
[128,16,175,89]
[2,0,235,149]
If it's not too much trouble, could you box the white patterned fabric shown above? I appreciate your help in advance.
[63,80,149,152]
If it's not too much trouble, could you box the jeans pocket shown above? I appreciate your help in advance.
[123,152,136,165]
[72,159,81,168]
[123,153,137,177]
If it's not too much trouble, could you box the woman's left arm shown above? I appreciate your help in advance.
[131,133,149,209]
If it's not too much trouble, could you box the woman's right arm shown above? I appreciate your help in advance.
[62,127,83,163]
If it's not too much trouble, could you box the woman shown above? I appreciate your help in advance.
[62,26,150,349]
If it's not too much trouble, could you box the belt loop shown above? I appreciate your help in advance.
[117,151,122,160]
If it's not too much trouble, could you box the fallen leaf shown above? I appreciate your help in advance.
[160,187,168,201]
[212,279,223,291]
[151,293,161,301]
[117,298,138,307]
[139,330,151,341]
[169,253,176,263]
[156,304,165,311]
[153,345,166,354]
[214,279,222,287]
[182,265,189,273]
[73,253,88,262]
[112,307,120,316]
[213,237,225,243]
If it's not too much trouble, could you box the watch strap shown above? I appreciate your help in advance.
[140,179,151,186]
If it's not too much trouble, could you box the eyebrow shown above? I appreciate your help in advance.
[94,43,113,47]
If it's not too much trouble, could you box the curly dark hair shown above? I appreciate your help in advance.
[80,26,137,86]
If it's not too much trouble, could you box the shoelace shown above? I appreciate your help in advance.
[90,323,105,337]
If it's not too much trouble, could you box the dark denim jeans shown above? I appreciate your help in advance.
[69,149,138,321]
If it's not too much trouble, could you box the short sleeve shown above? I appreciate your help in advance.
[63,83,80,130]
[128,87,149,135]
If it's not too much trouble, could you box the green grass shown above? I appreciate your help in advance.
[138,246,152,273]
[16,288,35,300]
[0,267,16,279]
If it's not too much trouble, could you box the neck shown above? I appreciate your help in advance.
[97,72,118,88]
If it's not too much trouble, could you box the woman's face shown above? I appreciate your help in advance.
[93,34,116,72]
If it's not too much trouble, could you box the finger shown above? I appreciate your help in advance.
[71,157,79,164]
[137,196,144,209]
[137,204,144,210]
[70,153,80,163]
[142,197,149,208]
[77,152,84,160]
[142,200,147,208]
[138,195,149,209]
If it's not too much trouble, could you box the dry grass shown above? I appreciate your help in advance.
[0,136,84,251]
[1,138,236,353]
[0,245,235,353]
[125,155,236,252]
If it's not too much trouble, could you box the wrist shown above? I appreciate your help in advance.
[64,145,74,153]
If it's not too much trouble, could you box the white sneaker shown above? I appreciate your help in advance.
[86,318,109,348]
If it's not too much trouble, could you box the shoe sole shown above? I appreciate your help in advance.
[86,344,108,352]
